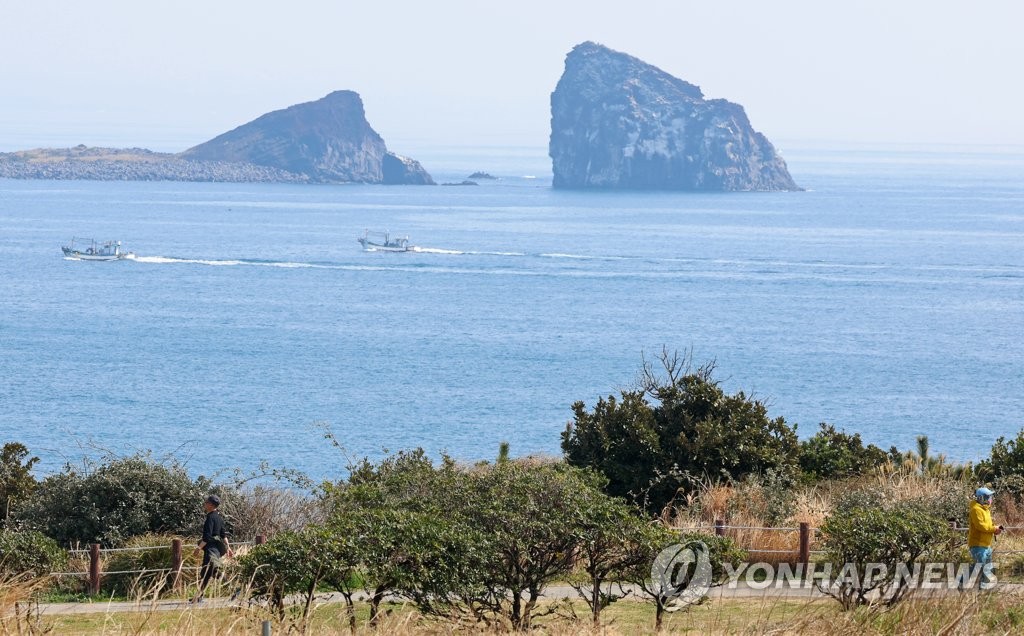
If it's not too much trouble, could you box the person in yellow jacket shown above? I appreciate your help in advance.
[968,486,1003,588]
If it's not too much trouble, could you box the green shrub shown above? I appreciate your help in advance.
[798,423,888,481]
[0,442,38,527]
[678,531,747,583]
[819,498,954,610]
[15,454,210,546]
[0,529,67,578]
[563,353,799,512]
[239,527,359,623]
[621,525,746,631]
[977,429,1024,480]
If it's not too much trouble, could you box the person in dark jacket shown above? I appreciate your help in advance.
[191,494,232,603]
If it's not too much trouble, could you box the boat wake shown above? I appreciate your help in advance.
[133,255,348,269]
[123,253,1024,282]
[132,255,247,266]
[412,247,526,256]
[411,247,463,255]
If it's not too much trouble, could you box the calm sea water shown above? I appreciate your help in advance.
[1,145,1022,479]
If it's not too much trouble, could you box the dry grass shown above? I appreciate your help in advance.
[221,486,326,540]
[665,479,823,566]
[7,561,1024,635]
[660,467,1000,568]
[17,592,1024,635]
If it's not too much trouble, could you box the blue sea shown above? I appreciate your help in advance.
[1,144,1022,479]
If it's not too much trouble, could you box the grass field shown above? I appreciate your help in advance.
[7,591,1024,635]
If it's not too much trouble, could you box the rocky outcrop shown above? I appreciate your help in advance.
[382,152,435,185]
[0,92,433,185]
[549,42,799,191]
[183,90,433,184]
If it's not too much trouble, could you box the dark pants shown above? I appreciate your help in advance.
[198,547,221,596]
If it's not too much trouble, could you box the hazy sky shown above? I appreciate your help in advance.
[2,0,1022,152]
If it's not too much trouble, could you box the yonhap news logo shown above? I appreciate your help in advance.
[650,540,713,608]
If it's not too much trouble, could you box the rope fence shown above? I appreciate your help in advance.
[62,535,267,594]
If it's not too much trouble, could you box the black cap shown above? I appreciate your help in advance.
[205,495,221,507]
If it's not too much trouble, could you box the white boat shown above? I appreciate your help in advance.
[357,229,414,252]
[62,238,134,261]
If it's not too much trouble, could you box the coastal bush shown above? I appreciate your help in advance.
[819,494,955,610]
[569,491,653,626]
[322,450,489,624]
[465,461,615,630]
[0,529,67,578]
[798,423,889,481]
[324,450,647,630]
[239,526,360,626]
[0,442,38,527]
[563,351,799,512]
[15,454,210,546]
[977,428,1024,480]
[621,525,745,631]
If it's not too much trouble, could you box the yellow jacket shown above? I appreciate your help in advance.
[968,500,998,548]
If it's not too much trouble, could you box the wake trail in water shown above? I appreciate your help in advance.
[412,246,527,256]
[127,253,1024,280]
[131,255,340,269]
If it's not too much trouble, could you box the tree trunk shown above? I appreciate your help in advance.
[303,578,318,620]
[510,592,523,631]
[591,574,602,626]
[522,589,540,631]
[369,585,387,625]
[343,593,356,633]
[272,586,285,621]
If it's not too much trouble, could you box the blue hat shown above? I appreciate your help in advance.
[976,487,994,498]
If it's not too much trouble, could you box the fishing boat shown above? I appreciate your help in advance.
[61,238,134,261]
[357,229,414,252]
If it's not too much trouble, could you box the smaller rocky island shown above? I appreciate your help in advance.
[549,42,799,191]
[0,91,434,185]
[467,171,497,180]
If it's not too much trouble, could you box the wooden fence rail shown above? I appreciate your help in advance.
[67,535,268,595]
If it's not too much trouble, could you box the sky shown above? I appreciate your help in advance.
[1,0,1022,153]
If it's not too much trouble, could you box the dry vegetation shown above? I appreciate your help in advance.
[6,586,1024,635]
[664,461,1024,571]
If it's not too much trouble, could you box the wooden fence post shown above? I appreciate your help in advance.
[256,534,267,545]
[88,543,101,595]
[714,520,725,536]
[171,538,183,590]
[798,522,810,568]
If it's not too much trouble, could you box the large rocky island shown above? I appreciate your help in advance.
[0,91,433,185]
[549,42,799,191]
